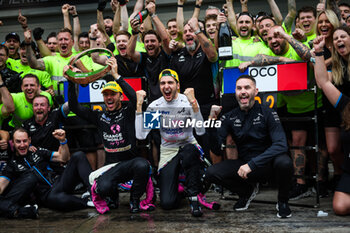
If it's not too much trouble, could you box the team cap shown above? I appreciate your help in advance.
[101,81,123,94]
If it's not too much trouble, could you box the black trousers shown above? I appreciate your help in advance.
[41,151,92,211]
[159,144,202,210]
[205,154,293,202]
[96,157,150,201]
[0,172,38,217]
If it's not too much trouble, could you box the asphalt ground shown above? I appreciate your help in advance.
[2,187,350,233]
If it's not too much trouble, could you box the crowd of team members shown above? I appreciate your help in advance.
[0,0,350,220]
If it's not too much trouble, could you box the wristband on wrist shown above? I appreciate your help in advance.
[0,83,6,88]
[89,37,97,41]
[195,4,201,8]
[132,30,139,35]
[194,29,201,35]
[115,75,121,81]
[72,14,78,18]
[177,4,183,7]
[60,139,68,145]
[190,99,197,106]
[315,51,324,56]
[151,13,157,18]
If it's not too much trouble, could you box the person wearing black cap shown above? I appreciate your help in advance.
[4,32,20,60]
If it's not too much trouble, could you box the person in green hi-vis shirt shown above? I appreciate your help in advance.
[0,74,53,129]
[24,28,77,97]
[295,6,317,46]
[6,41,53,93]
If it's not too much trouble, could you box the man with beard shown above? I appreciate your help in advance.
[92,30,145,78]
[238,25,311,71]
[22,95,69,175]
[170,17,219,164]
[1,74,53,129]
[256,16,277,50]
[205,75,293,218]
[225,11,263,68]
[0,45,22,93]
[104,16,114,43]
[222,2,266,114]
[4,33,20,60]
[239,25,323,200]
[128,1,171,102]
[22,95,69,152]
[7,41,53,92]
[170,17,218,119]
[135,69,205,217]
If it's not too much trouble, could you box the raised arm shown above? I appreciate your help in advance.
[65,66,99,125]
[192,0,202,19]
[51,129,70,163]
[120,1,129,31]
[284,0,297,33]
[0,74,14,117]
[177,0,185,34]
[188,18,218,62]
[147,2,171,55]
[135,90,151,140]
[267,0,283,25]
[24,30,46,70]
[226,0,238,36]
[275,26,311,61]
[240,0,248,12]
[33,28,53,57]
[62,4,72,31]
[18,9,28,32]
[314,35,340,106]
[184,88,205,136]
[90,28,109,66]
[69,5,81,52]
[97,0,112,45]
[130,0,144,19]
[127,19,142,63]
[112,0,121,36]
[107,57,137,107]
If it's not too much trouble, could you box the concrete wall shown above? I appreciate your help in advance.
[0,0,318,43]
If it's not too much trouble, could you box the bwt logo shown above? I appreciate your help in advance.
[143,111,161,129]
